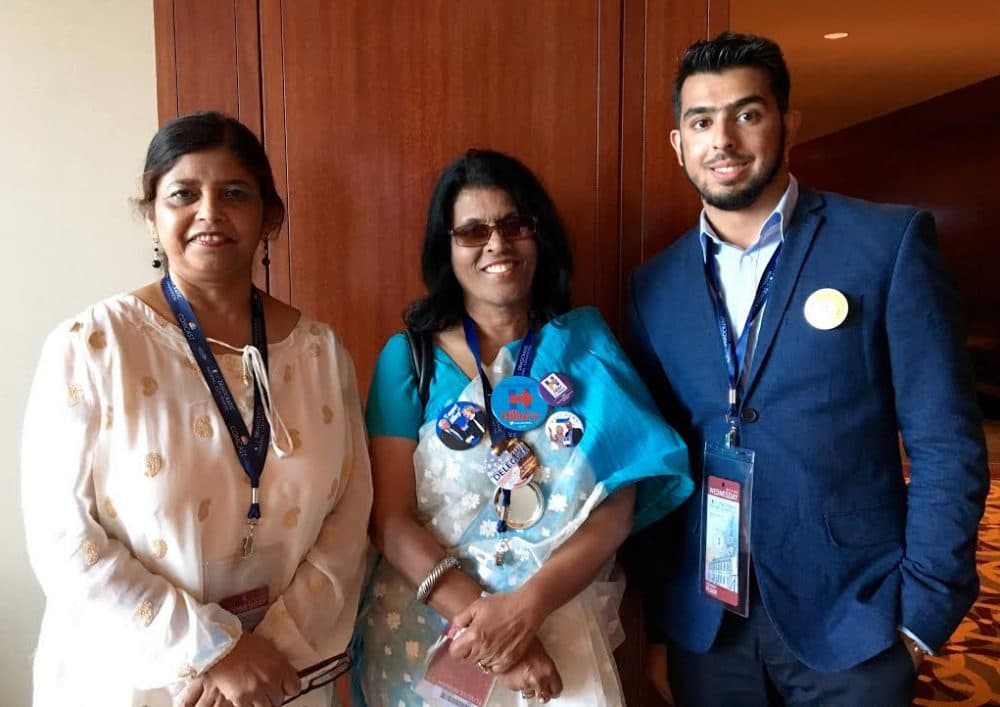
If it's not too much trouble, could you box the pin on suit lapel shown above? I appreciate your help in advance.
[740,189,826,400]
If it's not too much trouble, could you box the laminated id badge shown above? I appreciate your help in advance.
[415,625,496,707]
[700,441,754,617]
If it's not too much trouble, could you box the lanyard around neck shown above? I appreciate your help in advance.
[461,317,536,445]
[161,275,271,527]
[703,241,782,445]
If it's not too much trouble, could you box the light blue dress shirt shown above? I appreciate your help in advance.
[699,176,799,379]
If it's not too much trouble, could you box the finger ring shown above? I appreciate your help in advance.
[477,660,491,674]
[521,690,535,699]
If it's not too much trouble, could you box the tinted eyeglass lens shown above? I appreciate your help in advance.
[452,216,535,247]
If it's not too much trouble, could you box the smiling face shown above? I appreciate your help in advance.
[146,147,276,287]
[450,186,538,320]
[670,66,799,213]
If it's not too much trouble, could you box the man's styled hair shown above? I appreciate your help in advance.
[673,32,791,122]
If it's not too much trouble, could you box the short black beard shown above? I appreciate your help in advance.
[682,131,785,212]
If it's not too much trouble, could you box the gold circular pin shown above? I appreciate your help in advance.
[803,288,849,330]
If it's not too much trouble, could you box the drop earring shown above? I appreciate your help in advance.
[152,238,162,269]
[262,238,271,268]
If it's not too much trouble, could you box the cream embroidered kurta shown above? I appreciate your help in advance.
[22,294,372,707]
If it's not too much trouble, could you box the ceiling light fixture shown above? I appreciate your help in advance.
[824,32,849,40]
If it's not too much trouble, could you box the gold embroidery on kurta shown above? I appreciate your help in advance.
[154,313,168,327]
[152,539,167,559]
[283,364,293,383]
[144,452,164,477]
[135,600,155,627]
[198,498,212,522]
[322,405,334,424]
[103,405,113,429]
[80,540,99,566]
[182,358,198,373]
[193,415,213,438]
[88,330,106,349]
[307,342,322,358]
[141,376,158,396]
[68,384,83,407]
[177,665,197,679]
[309,323,322,336]
[283,507,301,529]
[103,497,117,519]
[288,429,302,450]
[69,322,82,333]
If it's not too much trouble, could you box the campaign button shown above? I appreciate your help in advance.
[435,401,488,451]
[537,372,575,406]
[491,376,548,431]
[545,411,585,448]
[803,288,849,330]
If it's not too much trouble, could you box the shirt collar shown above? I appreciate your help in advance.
[699,175,799,259]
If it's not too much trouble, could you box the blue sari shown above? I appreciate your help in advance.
[355,307,691,706]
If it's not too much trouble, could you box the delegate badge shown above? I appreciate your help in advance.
[545,411,584,448]
[486,437,539,490]
[436,401,488,451]
[491,376,548,431]
[537,372,575,406]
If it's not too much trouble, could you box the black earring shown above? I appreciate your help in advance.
[262,239,271,267]
[152,242,162,269]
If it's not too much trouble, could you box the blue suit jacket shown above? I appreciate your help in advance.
[627,186,988,671]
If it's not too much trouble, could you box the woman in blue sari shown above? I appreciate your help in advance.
[355,150,692,705]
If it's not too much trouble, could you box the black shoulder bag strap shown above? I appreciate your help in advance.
[402,327,433,409]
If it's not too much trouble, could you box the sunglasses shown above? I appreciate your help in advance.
[450,214,537,248]
[281,653,351,704]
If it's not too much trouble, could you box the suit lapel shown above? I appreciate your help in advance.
[741,188,826,399]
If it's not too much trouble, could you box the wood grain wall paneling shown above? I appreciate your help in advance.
[264,0,624,393]
[791,75,1000,314]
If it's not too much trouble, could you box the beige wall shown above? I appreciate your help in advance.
[1,1,156,702]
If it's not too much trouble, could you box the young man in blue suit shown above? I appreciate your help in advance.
[627,33,988,705]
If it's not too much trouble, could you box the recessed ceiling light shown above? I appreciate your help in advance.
[824,32,849,40]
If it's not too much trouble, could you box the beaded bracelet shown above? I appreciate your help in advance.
[416,556,461,604]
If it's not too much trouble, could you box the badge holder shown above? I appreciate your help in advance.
[699,441,754,617]
[203,543,284,631]
[415,625,496,707]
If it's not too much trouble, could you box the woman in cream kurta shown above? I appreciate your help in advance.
[21,112,372,707]
[23,295,371,706]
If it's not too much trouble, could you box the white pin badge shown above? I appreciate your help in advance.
[803,288,849,330]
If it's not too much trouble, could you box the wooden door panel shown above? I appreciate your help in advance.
[262,0,621,392]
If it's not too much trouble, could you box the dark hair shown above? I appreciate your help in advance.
[404,149,573,333]
[136,111,284,228]
[673,32,791,122]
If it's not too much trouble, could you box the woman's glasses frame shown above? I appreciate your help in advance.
[449,214,537,248]
[281,653,351,704]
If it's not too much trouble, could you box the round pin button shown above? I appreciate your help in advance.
[537,372,575,406]
[435,401,488,451]
[803,288,849,330]
[491,376,549,431]
[545,411,585,448]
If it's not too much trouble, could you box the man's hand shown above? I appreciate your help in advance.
[645,643,675,705]
[900,632,928,671]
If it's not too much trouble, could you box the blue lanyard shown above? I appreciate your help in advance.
[462,317,536,532]
[461,317,536,445]
[161,276,271,551]
[703,242,782,445]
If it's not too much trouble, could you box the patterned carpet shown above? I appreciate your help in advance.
[913,475,1000,706]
